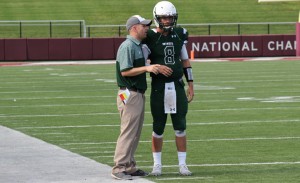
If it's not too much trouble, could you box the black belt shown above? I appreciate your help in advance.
[119,87,145,94]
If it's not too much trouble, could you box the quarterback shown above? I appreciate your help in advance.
[142,0,194,176]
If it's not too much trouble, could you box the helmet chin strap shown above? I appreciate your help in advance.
[159,23,173,33]
[163,27,173,33]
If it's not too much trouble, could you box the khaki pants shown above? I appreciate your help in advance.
[112,90,145,174]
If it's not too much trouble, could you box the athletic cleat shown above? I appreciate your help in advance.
[151,164,162,176]
[111,171,133,180]
[130,169,149,176]
[179,164,192,176]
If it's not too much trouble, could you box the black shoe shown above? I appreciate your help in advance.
[130,169,149,176]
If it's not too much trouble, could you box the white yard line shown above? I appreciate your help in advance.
[0,95,115,101]
[1,57,299,67]
[186,136,300,142]
[154,161,300,168]
[155,176,213,181]
[59,136,300,146]
[1,106,299,118]
[11,119,300,129]
[137,161,300,169]
[0,103,116,108]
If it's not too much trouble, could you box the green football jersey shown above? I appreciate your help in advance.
[143,27,188,82]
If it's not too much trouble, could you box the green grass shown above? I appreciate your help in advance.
[1,60,300,182]
[1,0,299,24]
[0,0,300,37]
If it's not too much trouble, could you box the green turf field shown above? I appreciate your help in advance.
[0,0,300,37]
[0,60,300,182]
[1,0,299,24]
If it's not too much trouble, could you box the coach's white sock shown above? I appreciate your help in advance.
[153,152,162,165]
[178,151,187,165]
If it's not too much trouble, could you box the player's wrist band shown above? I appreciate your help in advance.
[183,67,193,82]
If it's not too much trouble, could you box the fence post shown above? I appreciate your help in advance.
[208,24,211,35]
[268,24,270,34]
[19,21,22,38]
[50,21,52,38]
[80,21,82,37]
[119,26,121,37]
[238,24,240,35]
[88,27,90,37]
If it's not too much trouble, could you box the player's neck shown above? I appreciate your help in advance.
[156,28,169,36]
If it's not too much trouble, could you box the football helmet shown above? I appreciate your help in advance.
[153,1,178,31]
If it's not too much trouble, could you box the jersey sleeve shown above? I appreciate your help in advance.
[180,44,189,60]
[178,27,189,60]
[182,27,188,44]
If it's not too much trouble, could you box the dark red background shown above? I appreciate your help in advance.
[0,35,296,61]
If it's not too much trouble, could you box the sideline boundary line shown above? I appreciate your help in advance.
[1,57,300,67]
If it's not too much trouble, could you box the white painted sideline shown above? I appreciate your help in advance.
[0,125,154,183]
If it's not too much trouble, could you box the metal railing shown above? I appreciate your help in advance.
[86,22,296,37]
[0,20,86,38]
[0,21,296,38]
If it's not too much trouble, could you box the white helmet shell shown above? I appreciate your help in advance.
[153,1,178,30]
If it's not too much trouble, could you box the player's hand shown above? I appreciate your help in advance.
[147,64,160,75]
[186,84,194,103]
[157,65,173,77]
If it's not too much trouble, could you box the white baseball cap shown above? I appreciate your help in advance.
[126,15,152,31]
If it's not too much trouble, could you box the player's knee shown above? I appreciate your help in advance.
[152,131,163,138]
[153,125,165,136]
[175,130,186,137]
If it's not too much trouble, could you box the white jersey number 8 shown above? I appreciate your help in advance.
[164,46,175,65]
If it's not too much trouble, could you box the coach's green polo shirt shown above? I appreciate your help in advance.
[116,35,147,91]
